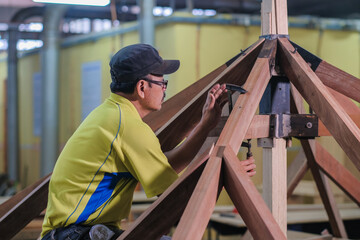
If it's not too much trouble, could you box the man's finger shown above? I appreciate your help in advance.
[215,84,227,99]
[247,170,256,177]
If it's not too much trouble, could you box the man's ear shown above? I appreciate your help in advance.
[135,80,146,99]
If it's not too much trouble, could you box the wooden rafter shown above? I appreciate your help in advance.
[171,147,223,240]
[291,41,360,103]
[318,88,360,136]
[279,38,360,171]
[286,148,308,198]
[291,85,348,238]
[209,115,272,139]
[118,147,212,240]
[0,174,51,240]
[3,0,360,238]
[301,139,348,238]
[149,40,264,152]
[217,39,275,152]
[315,142,360,206]
[223,147,286,239]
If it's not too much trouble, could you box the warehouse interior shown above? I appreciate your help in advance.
[0,0,360,239]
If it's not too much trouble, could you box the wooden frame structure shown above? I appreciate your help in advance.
[1,0,360,239]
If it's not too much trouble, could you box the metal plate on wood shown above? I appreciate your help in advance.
[268,114,318,138]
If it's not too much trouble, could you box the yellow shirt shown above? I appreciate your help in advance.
[41,93,178,237]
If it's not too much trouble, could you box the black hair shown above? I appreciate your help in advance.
[110,80,138,93]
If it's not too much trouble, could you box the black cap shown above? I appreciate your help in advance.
[109,44,180,87]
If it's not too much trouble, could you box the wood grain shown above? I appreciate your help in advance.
[318,88,360,136]
[301,139,348,238]
[209,115,271,139]
[144,64,227,132]
[279,37,360,171]
[0,174,51,240]
[316,61,360,103]
[262,138,287,234]
[155,39,265,152]
[291,86,348,238]
[287,148,308,198]
[291,41,360,103]
[217,39,275,153]
[315,141,360,206]
[287,85,309,198]
[172,147,223,240]
[274,0,288,34]
[118,147,213,240]
[223,147,286,240]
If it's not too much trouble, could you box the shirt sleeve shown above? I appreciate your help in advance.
[120,118,178,198]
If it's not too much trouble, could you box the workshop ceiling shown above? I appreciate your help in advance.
[0,0,359,24]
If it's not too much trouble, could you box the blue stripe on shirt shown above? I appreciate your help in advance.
[64,104,122,226]
[75,172,133,224]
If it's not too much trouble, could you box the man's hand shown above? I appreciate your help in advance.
[165,84,228,173]
[200,84,228,130]
[241,156,256,177]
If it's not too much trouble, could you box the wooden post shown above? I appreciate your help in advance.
[261,0,288,35]
[259,137,287,235]
[259,1,289,234]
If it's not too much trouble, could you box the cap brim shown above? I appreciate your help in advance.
[151,60,180,75]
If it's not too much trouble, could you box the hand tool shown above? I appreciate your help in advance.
[225,83,247,113]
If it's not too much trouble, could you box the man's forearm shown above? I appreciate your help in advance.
[165,121,211,173]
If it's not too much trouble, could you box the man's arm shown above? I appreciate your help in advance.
[165,83,257,176]
[164,84,227,173]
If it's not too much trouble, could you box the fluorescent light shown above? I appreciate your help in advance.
[32,0,110,6]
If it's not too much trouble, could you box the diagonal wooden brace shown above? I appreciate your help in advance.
[223,147,286,239]
[118,147,213,240]
[279,37,360,171]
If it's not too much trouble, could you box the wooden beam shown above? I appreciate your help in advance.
[290,48,360,136]
[223,147,286,240]
[244,115,271,139]
[287,148,308,198]
[262,138,287,235]
[144,64,227,132]
[287,85,309,198]
[0,174,51,240]
[118,147,212,240]
[172,147,223,240]
[318,116,360,136]
[209,115,271,139]
[290,86,348,238]
[317,62,360,103]
[274,0,288,34]
[319,88,360,136]
[303,140,348,238]
[291,41,360,103]
[279,38,360,171]
[217,39,274,153]
[327,88,360,115]
[261,0,276,35]
[315,141,360,206]
[154,40,265,152]
[261,0,288,35]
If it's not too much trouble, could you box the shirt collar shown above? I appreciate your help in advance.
[109,93,142,120]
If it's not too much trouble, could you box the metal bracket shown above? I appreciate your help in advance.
[268,114,318,138]
[259,34,289,40]
[226,84,247,113]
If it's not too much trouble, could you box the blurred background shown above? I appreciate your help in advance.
[0,0,359,239]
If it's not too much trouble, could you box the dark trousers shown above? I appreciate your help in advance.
[42,224,123,240]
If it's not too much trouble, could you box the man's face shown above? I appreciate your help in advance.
[141,74,167,111]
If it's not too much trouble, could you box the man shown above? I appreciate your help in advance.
[41,44,256,240]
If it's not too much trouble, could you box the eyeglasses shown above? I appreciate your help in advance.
[141,78,168,90]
